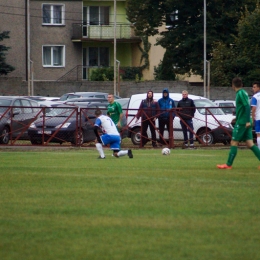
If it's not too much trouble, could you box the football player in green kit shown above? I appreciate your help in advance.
[217,77,260,169]
[107,94,123,131]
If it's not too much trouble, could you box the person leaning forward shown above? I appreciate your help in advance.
[135,90,160,147]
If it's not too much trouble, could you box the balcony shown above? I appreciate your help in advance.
[71,23,142,43]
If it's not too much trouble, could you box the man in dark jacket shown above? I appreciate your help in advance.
[136,90,160,147]
[158,88,175,145]
[177,90,196,149]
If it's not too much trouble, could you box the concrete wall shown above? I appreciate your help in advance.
[0,0,27,79]
[0,77,253,100]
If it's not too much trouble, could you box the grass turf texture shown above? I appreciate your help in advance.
[0,148,260,260]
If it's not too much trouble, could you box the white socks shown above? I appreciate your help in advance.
[117,150,128,157]
[95,144,128,158]
[257,137,260,150]
[95,143,105,158]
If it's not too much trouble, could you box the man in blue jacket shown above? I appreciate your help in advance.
[158,89,176,145]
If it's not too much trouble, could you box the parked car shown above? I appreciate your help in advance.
[64,97,108,105]
[28,101,129,145]
[0,96,40,144]
[212,100,236,115]
[126,93,235,145]
[60,92,121,101]
[116,98,130,109]
[24,96,60,102]
[36,100,64,114]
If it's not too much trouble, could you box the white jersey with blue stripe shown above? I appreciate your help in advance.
[251,92,260,120]
[95,115,120,136]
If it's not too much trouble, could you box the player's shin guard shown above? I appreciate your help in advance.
[96,143,105,158]
[250,145,260,160]
[227,146,237,166]
[117,150,128,157]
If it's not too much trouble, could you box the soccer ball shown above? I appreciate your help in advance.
[162,148,170,155]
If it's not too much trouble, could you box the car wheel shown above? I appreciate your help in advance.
[198,129,214,145]
[222,140,230,145]
[72,128,84,145]
[131,127,141,145]
[30,139,42,145]
[0,126,10,144]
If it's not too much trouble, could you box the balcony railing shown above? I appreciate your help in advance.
[72,23,141,41]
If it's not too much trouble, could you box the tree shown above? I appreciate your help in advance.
[0,31,15,76]
[211,4,260,86]
[126,0,256,79]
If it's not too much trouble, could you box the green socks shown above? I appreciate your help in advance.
[227,146,237,166]
[226,145,260,166]
[250,145,260,160]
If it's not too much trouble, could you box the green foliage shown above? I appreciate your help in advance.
[0,31,15,75]
[90,67,114,81]
[153,50,176,80]
[210,42,237,86]
[126,0,166,36]
[126,0,256,78]
[90,67,143,81]
[154,60,163,80]
[0,148,260,259]
[138,36,151,70]
[211,4,260,86]
[121,66,143,80]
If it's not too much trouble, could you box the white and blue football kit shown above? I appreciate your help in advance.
[251,92,260,133]
[95,115,121,150]
[94,113,133,159]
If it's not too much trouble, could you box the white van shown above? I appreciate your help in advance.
[126,93,235,145]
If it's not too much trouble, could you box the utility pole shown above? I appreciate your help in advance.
[113,0,117,96]
[27,0,31,96]
[203,0,207,98]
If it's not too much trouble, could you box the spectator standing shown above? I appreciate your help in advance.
[158,88,175,145]
[217,77,260,169]
[107,94,123,131]
[94,109,133,159]
[177,90,196,149]
[251,81,260,149]
[136,90,160,147]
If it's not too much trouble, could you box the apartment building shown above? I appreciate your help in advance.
[0,0,157,83]
[0,0,201,84]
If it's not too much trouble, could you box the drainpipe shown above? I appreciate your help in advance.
[113,0,117,96]
[27,0,31,95]
[116,60,120,96]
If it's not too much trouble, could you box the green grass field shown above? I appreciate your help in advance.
[0,147,260,260]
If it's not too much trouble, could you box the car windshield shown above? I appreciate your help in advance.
[0,100,12,113]
[194,99,225,115]
[46,107,76,117]
[219,103,236,114]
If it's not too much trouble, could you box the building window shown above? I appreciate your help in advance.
[88,47,109,67]
[43,46,65,67]
[166,10,178,28]
[84,6,109,25]
[42,4,65,25]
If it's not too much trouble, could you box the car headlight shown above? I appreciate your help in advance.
[55,123,71,129]
[29,123,36,128]
[218,120,233,129]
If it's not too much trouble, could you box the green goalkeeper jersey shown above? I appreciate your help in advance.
[107,101,122,124]
[235,88,251,125]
